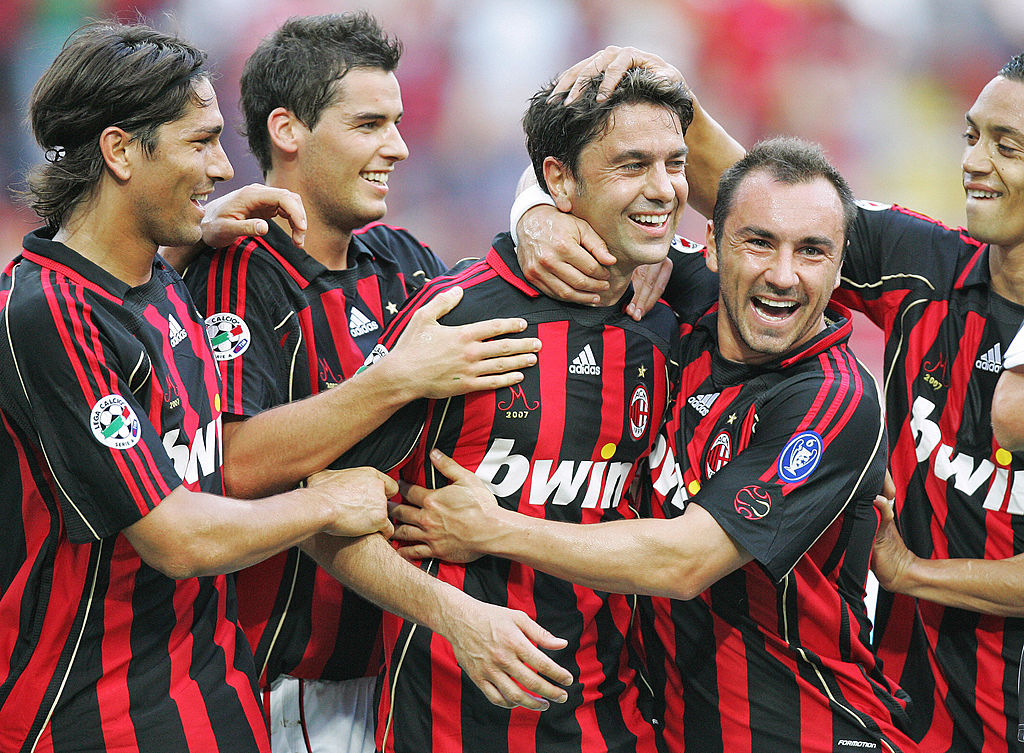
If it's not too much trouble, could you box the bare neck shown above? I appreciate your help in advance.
[54,193,156,287]
[989,244,1024,306]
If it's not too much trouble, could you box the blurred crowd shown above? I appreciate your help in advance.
[3,0,1023,374]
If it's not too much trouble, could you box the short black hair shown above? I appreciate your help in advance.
[523,67,693,194]
[712,136,857,250]
[241,12,403,175]
[999,53,1024,83]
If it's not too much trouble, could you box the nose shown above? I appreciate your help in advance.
[763,249,798,291]
[209,140,234,182]
[383,123,409,163]
[962,138,992,176]
[645,162,677,204]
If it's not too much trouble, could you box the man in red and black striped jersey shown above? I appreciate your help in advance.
[0,23,402,753]
[338,66,706,753]
[403,138,919,753]
[0,21,572,753]
[517,47,1024,753]
[179,14,574,752]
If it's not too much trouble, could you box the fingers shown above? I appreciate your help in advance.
[427,448,474,485]
[458,316,531,342]
[575,222,616,268]
[414,286,465,324]
[626,257,673,321]
[379,471,399,499]
[273,190,307,248]
[882,469,896,500]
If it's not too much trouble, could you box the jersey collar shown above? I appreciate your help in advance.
[21,227,169,302]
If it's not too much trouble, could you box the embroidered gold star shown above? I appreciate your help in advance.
[637,365,647,378]
[386,301,398,315]
[727,413,737,424]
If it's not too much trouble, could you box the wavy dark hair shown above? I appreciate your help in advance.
[523,67,693,195]
[21,22,210,230]
[241,12,403,175]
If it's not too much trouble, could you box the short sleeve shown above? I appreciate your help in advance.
[0,284,181,542]
[691,372,886,581]
[185,244,289,417]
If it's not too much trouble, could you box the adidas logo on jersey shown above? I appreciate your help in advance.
[569,344,601,376]
[349,308,380,338]
[168,314,187,347]
[975,343,1002,373]
[687,392,720,416]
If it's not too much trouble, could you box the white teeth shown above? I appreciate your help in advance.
[362,171,389,185]
[753,297,797,320]
[967,189,1001,199]
[630,213,669,225]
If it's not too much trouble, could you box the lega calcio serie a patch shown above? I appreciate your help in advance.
[90,394,142,449]
[205,312,251,361]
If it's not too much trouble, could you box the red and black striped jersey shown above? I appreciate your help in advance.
[642,302,916,753]
[0,230,267,753]
[343,233,703,753]
[833,202,1024,753]
[184,221,446,687]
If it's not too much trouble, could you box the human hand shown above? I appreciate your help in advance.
[626,257,673,320]
[388,286,542,399]
[440,593,573,710]
[200,183,307,249]
[551,45,686,105]
[516,204,613,304]
[392,449,499,562]
[870,472,915,592]
[306,466,397,538]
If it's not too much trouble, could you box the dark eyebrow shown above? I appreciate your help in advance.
[351,110,403,122]
[187,124,223,138]
[965,113,1024,141]
[611,146,689,163]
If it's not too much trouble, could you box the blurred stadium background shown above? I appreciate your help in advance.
[5,0,1024,380]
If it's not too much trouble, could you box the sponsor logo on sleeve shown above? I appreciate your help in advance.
[90,394,142,449]
[734,484,772,520]
[205,313,251,361]
[776,430,823,483]
[629,385,650,439]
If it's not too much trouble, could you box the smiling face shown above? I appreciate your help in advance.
[707,170,844,365]
[295,67,408,234]
[546,102,688,280]
[128,78,233,248]
[962,75,1024,257]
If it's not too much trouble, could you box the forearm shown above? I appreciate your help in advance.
[302,532,480,635]
[223,359,417,497]
[992,366,1024,451]
[885,552,1024,617]
[126,484,333,578]
[485,507,731,600]
[682,97,745,218]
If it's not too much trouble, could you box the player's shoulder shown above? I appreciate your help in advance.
[353,221,443,272]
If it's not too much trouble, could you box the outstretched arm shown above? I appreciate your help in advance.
[223,286,542,498]
[301,531,573,710]
[393,450,752,600]
[871,482,1024,617]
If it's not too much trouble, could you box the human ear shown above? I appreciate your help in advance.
[98,126,134,181]
[705,219,719,273]
[542,157,576,213]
